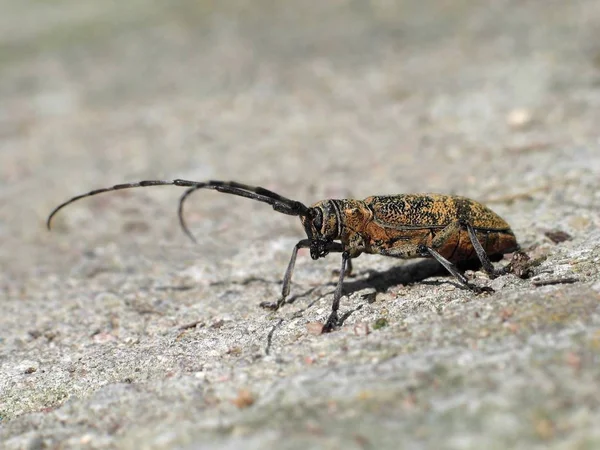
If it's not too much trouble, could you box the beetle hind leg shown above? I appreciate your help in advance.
[429,219,513,278]
[462,221,509,278]
[423,219,519,291]
[418,245,493,294]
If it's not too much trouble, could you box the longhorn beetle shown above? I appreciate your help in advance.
[47,180,520,332]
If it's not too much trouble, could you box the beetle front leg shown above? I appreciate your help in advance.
[261,240,344,311]
[260,239,311,311]
[323,251,351,333]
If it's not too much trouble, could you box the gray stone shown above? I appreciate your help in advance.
[1,0,600,449]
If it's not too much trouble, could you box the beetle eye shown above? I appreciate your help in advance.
[312,208,323,232]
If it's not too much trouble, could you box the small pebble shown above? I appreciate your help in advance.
[507,108,533,129]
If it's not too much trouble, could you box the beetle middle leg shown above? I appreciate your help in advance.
[332,258,353,278]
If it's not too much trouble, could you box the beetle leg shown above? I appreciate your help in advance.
[260,239,311,310]
[419,245,493,293]
[260,240,344,311]
[431,219,509,278]
[323,251,351,333]
[463,221,506,278]
[332,258,353,278]
[345,258,353,277]
[428,220,505,276]
[419,245,468,286]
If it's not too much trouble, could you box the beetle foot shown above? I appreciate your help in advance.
[469,284,495,294]
[322,311,339,333]
[260,298,284,311]
[461,277,495,294]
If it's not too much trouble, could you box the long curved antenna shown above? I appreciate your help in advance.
[47,179,311,234]
[176,181,310,243]
[178,187,201,243]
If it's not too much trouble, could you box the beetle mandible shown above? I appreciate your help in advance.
[47,179,520,332]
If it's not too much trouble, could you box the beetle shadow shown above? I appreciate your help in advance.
[340,258,455,295]
[284,258,461,309]
[333,259,469,328]
[285,257,485,309]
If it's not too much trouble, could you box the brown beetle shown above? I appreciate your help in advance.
[47,180,520,331]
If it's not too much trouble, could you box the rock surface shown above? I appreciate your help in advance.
[1,0,599,448]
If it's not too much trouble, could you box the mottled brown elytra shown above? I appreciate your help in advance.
[47,180,521,332]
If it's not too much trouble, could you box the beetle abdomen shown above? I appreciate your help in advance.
[361,194,518,259]
[434,227,518,262]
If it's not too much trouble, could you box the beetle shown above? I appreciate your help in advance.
[47,179,520,332]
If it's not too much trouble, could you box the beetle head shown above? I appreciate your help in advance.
[301,200,341,260]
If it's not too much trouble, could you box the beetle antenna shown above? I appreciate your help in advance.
[47,180,311,236]
[176,181,311,243]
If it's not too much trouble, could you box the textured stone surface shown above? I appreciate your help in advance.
[1,0,600,448]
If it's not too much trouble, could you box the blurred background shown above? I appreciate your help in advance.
[2,0,598,254]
